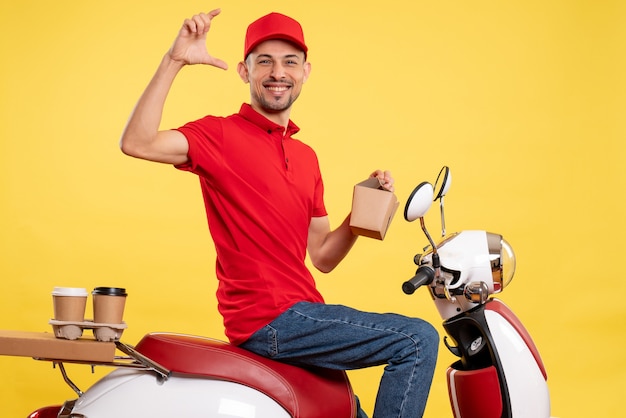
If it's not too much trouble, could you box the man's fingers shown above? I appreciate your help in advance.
[370,169,394,192]
[207,8,222,19]
[184,9,220,35]
[210,57,229,71]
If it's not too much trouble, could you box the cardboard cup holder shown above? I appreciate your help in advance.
[49,319,127,342]
[48,286,128,342]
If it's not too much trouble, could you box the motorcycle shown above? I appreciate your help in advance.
[27,166,550,418]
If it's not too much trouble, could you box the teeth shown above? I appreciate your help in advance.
[267,86,288,92]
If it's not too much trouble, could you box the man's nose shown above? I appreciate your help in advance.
[271,63,286,79]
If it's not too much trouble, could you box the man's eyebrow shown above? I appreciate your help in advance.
[256,53,302,60]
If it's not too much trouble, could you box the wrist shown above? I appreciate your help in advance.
[162,53,187,72]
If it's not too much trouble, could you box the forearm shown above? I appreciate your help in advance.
[120,54,184,156]
[310,215,358,273]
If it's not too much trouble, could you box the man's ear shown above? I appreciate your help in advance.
[303,61,312,84]
[237,61,249,83]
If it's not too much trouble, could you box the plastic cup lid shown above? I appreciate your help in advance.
[92,287,127,296]
[52,287,89,297]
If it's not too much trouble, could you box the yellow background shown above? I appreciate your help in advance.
[1,1,624,417]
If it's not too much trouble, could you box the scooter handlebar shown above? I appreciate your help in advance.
[402,266,435,295]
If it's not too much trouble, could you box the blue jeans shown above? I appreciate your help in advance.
[239,301,439,418]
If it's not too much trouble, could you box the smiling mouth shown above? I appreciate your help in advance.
[264,78,292,91]
[266,85,290,93]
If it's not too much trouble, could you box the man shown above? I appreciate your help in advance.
[120,9,438,417]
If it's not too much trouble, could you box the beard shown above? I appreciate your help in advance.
[251,88,300,113]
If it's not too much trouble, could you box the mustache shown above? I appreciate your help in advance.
[262,79,293,86]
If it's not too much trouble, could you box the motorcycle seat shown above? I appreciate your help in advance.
[134,332,356,418]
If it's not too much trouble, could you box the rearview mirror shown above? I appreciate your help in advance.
[404,182,434,222]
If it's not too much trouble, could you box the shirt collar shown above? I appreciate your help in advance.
[238,103,300,137]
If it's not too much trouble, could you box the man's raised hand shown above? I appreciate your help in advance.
[168,9,228,70]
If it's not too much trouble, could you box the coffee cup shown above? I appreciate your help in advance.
[52,287,88,322]
[92,287,127,324]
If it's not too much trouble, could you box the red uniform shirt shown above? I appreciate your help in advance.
[176,104,327,345]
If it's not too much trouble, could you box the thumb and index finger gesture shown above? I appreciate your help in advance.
[168,8,228,70]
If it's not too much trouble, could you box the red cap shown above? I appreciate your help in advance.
[244,12,308,59]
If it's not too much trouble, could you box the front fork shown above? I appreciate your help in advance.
[443,300,513,418]
[442,298,550,418]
